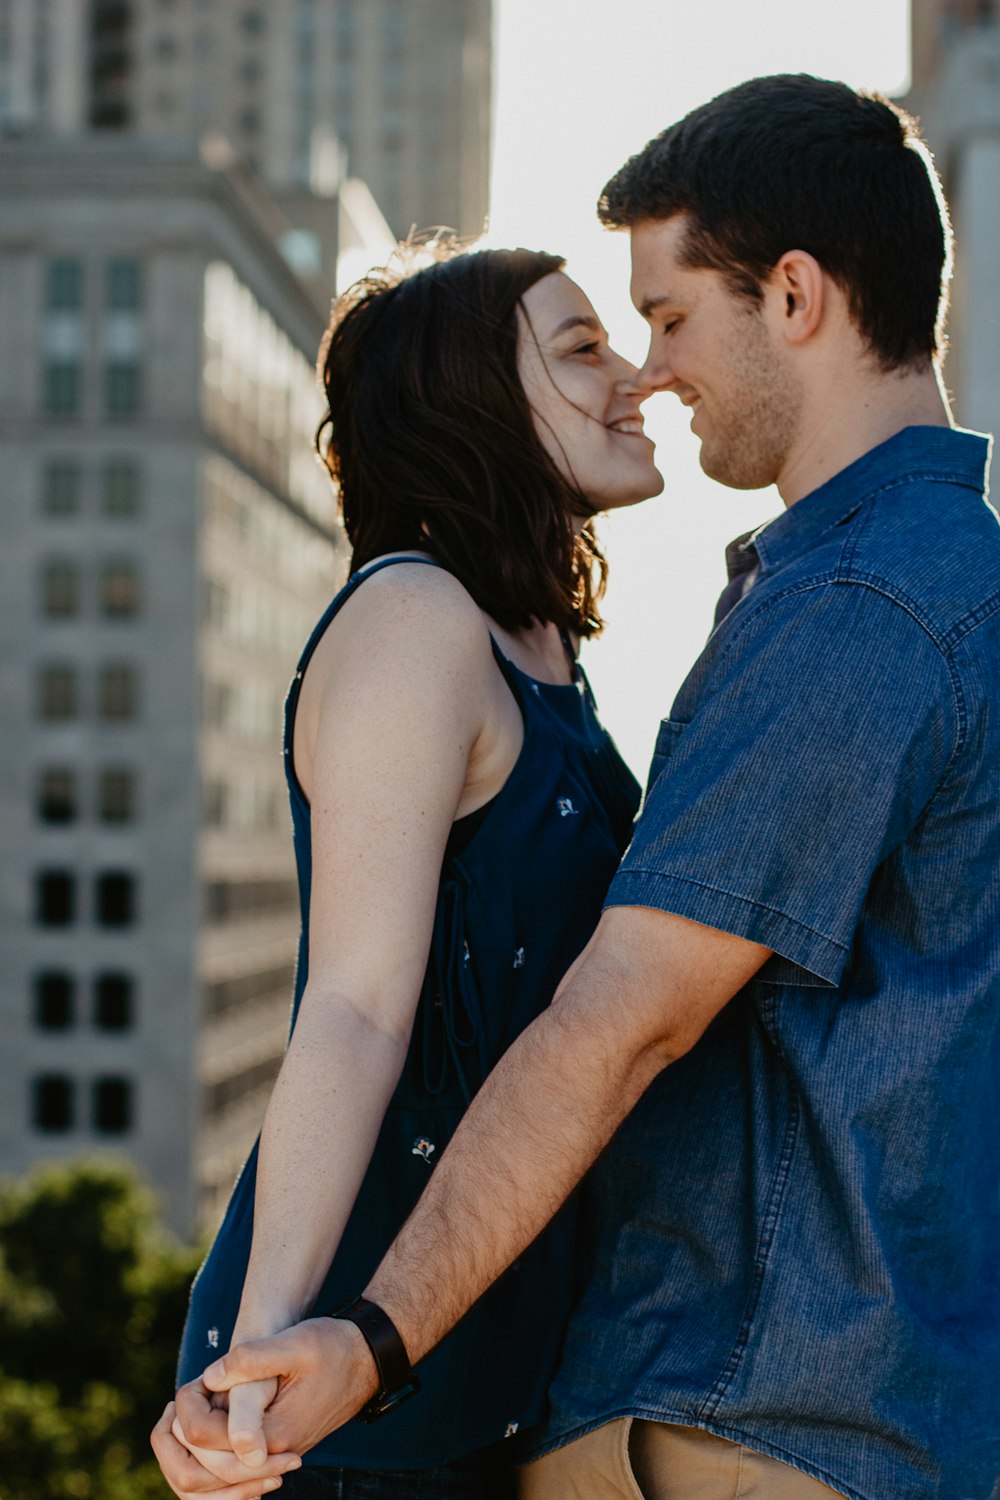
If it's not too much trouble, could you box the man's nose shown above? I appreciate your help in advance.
[636,347,676,393]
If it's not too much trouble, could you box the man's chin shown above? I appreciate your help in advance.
[699,444,776,492]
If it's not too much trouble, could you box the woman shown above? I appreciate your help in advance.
[156,242,662,1500]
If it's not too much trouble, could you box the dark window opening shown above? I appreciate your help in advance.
[40,559,81,617]
[204,877,298,923]
[34,972,75,1030]
[103,460,141,516]
[98,662,138,721]
[99,560,140,617]
[38,664,79,721]
[104,361,142,419]
[36,869,76,926]
[46,259,83,311]
[42,462,81,516]
[203,960,296,1019]
[97,767,136,823]
[43,362,82,417]
[38,767,78,824]
[33,1074,75,1132]
[90,1,133,130]
[93,1076,132,1133]
[96,871,136,927]
[94,972,134,1031]
[105,258,142,311]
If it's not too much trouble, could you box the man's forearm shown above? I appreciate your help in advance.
[193,909,768,1455]
[365,931,673,1364]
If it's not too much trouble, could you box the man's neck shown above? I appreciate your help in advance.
[776,362,953,507]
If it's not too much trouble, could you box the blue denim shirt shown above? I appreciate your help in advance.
[542,428,1000,1500]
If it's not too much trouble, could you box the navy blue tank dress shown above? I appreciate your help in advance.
[178,557,640,1471]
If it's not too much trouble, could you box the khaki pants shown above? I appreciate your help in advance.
[518,1418,846,1500]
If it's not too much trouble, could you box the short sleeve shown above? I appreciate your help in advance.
[606,582,957,985]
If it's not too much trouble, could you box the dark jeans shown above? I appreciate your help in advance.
[279,1451,515,1500]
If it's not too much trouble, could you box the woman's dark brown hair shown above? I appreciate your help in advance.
[316,241,608,635]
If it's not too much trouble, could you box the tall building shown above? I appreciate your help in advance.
[0,0,493,242]
[0,134,350,1233]
[904,0,1000,438]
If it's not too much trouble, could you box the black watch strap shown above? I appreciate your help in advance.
[325,1294,420,1423]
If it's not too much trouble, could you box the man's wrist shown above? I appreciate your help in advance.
[326,1294,419,1422]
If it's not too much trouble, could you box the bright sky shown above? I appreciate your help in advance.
[486,0,912,776]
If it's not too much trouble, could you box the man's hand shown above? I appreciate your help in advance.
[150,1401,300,1500]
[193,1319,379,1461]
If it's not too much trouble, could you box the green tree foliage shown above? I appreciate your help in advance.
[0,1159,203,1500]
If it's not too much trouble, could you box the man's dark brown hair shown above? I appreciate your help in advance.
[599,74,952,371]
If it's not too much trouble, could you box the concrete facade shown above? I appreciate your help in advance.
[0,0,492,243]
[904,0,1000,438]
[0,136,348,1233]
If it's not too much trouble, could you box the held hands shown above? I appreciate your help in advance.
[151,1320,380,1500]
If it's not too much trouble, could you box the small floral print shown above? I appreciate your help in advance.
[207,1327,219,1349]
[556,797,580,817]
[513,947,526,969]
[412,1137,436,1163]
[505,1421,519,1439]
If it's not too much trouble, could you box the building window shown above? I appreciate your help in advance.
[203,778,228,828]
[42,462,81,516]
[97,767,136,823]
[34,972,76,1030]
[95,871,136,927]
[203,680,232,730]
[203,1055,280,1119]
[93,1076,133,1133]
[37,767,78,824]
[38,664,80,721]
[46,259,83,312]
[94,972,134,1030]
[40,559,81,618]
[36,869,77,926]
[99,560,140,617]
[104,361,141,418]
[33,1074,75,1132]
[43,361,82,417]
[204,876,298,923]
[103,460,141,516]
[98,662,138,721]
[204,960,295,1019]
[105,258,142,311]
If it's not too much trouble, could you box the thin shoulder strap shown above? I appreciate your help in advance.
[284,555,447,801]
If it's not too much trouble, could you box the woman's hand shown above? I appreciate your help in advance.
[150,1400,300,1500]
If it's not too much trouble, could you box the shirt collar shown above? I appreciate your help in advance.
[747,425,992,577]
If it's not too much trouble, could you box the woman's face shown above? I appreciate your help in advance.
[517,272,664,512]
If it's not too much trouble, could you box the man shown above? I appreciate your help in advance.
[155,76,1000,1500]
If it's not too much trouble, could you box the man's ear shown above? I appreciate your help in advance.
[765,250,826,347]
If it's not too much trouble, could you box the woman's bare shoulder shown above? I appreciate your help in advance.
[307,559,496,699]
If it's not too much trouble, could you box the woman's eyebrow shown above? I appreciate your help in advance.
[548,313,602,339]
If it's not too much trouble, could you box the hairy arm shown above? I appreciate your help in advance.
[198,904,770,1454]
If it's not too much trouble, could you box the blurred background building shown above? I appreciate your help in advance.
[0,0,493,1235]
[903,0,1000,442]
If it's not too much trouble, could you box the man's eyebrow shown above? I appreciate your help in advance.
[636,293,683,321]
